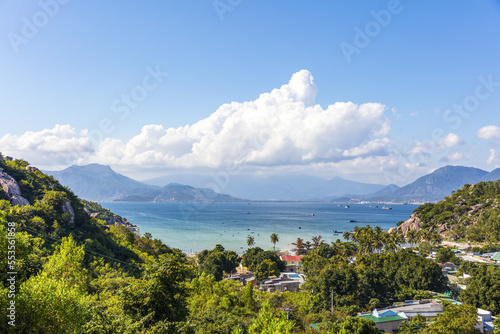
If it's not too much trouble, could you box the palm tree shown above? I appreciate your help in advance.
[291,238,305,255]
[373,226,384,253]
[311,235,323,249]
[270,233,279,251]
[304,241,312,253]
[406,230,418,247]
[247,235,255,247]
[384,230,404,252]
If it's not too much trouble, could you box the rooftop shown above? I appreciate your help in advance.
[358,314,406,323]
[281,255,304,262]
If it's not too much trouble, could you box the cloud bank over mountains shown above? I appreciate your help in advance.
[0,70,496,183]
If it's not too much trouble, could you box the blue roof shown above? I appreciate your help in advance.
[440,298,462,305]
[374,309,398,317]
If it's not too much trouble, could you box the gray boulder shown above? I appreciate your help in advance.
[62,201,75,227]
[10,195,30,207]
[0,172,30,207]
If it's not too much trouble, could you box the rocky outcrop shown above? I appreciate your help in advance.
[11,195,30,207]
[107,215,139,232]
[0,172,30,207]
[25,166,40,173]
[396,213,423,235]
[62,201,75,227]
[468,204,484,216]
[83,207,91,217]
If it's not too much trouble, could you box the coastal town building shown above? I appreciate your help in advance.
[280,255,304,272]
[438,262,458,275]
[358,309,406,333]
[258,279,301,292]
[357,300,495,333]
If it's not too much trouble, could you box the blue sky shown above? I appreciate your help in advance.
[1,0,500,186]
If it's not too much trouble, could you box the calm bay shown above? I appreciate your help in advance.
[103,202,418,254]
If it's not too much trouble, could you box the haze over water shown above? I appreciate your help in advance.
[103,202,418,254]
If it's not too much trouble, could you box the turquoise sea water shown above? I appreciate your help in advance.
[102,202,418,254]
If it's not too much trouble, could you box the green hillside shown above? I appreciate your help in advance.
[409,180,500,243]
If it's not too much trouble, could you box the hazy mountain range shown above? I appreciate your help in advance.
[46,164,500,203]
[144,174,387,201]
[46,164,243,203]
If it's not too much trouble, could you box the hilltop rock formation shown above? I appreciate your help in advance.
[0,171,30,207]
[396,213,423,236]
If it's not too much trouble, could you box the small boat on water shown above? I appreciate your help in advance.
[345,205,350,209]
[349,220,357,223]
[382,206,392,210]
[310,213,315,216]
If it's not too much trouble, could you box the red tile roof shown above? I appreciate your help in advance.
[281,256,304,262]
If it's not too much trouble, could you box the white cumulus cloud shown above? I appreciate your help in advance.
[477,125,500,140]
[0,124,93,168]
[487,149,499,165]
[437,133,464,149]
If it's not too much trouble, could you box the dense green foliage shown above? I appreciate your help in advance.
[303,247,446,309]
[424,303,481,334]
[435,247,461,265]
[460,263,500,315]
[80,199,114,220]
[398,314,426,334]
[196,244,241,281]
[413,181,500,242]
[241,247,286,273]
[471,243,500,254]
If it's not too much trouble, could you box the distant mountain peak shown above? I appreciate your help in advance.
[366,165,491,202]
[46,165,243,202]
[66,163,113,172]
